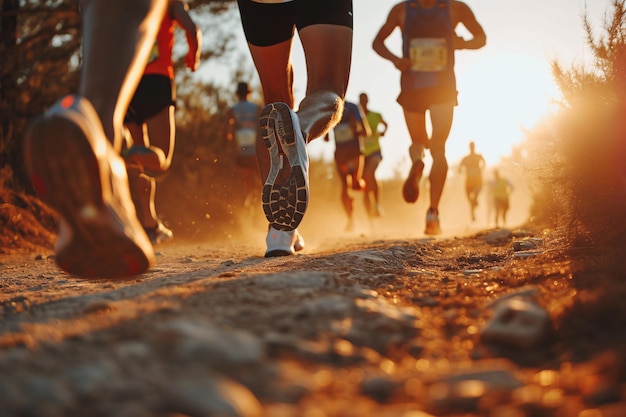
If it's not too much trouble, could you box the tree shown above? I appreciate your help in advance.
[1,0,81,188]
[552,0,626,107]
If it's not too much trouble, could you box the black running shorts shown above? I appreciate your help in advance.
[397,87,458,113]
[237,0,353,47]
[125,74,175,125]
[335,141,363,167]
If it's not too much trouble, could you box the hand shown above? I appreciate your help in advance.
[394,57,412,72]
[453,35,466,50]
[185,50,199,72]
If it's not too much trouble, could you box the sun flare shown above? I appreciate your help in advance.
[452,52,560,164]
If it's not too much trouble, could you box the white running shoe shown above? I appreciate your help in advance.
[265,225,305,257]
[145,220,173,245]
[259,102,309,231]
[23,95,154,279]
[425,208,442,235]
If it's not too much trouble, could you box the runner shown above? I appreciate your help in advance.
[326,101,370,231]
[225,81,262,207]
[359,92,388,218]
[23,0,168,278]
[123,0,201,245]
[373,0,486,235]
[236,0,353,257]
[459,140,486,221]
[490,169,514,228]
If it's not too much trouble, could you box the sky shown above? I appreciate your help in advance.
[200,0,613,180]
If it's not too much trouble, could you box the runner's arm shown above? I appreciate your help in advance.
[452,1,486,50]
[373,4,411,72]
[172,0,202,71]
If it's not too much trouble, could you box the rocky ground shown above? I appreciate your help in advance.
[1,183,626,417]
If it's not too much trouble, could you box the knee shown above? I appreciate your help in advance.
[430,142,446,161]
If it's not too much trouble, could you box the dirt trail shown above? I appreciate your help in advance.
[3,220,626,417]
[2,173,626,416]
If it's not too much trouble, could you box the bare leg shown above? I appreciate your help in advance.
[127,105,174,227]
[128,170,157,228]
[427,103,454,210]
[402,111,427,204]
[338,168,353,230]
[250,24,351,183]
[362,154,381,216]
[23,0,166,278]
[80,0,167,151]
[297,24,352,139]
[249,39,295,184]
[144,105,176,170]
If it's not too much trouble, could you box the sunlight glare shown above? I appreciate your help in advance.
[452,52,559,165]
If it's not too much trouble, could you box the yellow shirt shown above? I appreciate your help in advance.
[363,111,384,157]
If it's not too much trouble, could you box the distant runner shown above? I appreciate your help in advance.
[459,141,486,221]
[225,81,262,206]
[490,169,514,228]
[326,101,370,231]
[359,92,388,218]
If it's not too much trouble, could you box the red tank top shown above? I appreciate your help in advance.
[144,10,174,78]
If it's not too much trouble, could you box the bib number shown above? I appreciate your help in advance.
[334,123,354,144]
[410,38,447,72]
[235,128,257,147]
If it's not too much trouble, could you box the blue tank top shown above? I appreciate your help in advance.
[232,101,259,131]
[401,0,456,92]
[334,102,362,152]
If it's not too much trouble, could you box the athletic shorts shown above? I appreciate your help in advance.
[335,143,362,167]
[125,74,175,125]
[397,87,458,113]
[465,177,482,193]
[237,0,353,47]
[495,197,509,211]
[365,150,382,161]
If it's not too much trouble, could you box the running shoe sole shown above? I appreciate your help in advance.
[24,96,154,279]
[259,102,309,231]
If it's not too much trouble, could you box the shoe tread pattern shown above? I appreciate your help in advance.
[260,103,308,231]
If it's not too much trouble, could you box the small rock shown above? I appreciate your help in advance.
[165,376,262,417]
[481,298,551,349]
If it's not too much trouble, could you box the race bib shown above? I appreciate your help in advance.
[334,123,355,144]
[235,128,257,147]
[409,38,447,72]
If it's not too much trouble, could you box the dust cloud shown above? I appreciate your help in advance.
[169,161,536,257]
